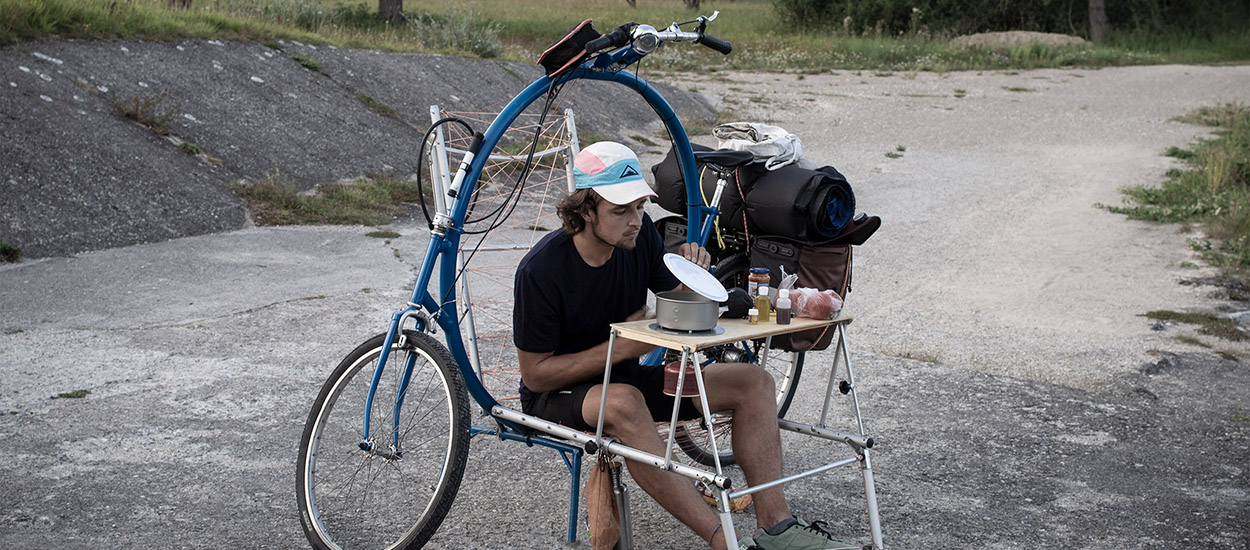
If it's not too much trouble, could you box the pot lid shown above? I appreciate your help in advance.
[663,253,729,303]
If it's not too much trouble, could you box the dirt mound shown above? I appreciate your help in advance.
[951,31,1089,48]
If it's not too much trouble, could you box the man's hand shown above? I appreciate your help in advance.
[677,242,711,270]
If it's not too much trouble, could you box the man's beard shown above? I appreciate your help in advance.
[590,221,637,251]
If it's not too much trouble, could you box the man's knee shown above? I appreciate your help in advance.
[589,385,652,431]
[717,362,771,390]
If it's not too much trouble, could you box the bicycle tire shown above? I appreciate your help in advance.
[672,253,806,467]
[297,330,471,550]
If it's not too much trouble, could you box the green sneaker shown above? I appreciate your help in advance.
[753,518,860,550]
[738,535,763,550]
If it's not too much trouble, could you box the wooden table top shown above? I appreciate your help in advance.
[610,312,851,351]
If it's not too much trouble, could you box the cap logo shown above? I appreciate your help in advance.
[619,165,639,179]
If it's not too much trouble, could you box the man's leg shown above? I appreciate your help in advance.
[582,383,730,550]
[700,363,792,529]
[703,364,850,550]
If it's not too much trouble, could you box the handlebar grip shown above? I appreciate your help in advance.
[585,33,616,53]
[586,26,630,53]
[696,33,732,55]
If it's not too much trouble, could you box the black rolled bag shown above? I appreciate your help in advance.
[650,146,856,243]
[745,163,855,242]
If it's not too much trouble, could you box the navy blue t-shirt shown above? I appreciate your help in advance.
[513,214,679,402]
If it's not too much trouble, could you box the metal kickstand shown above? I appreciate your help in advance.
[610,460,634,550]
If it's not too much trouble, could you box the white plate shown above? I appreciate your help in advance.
[663,253,729,303]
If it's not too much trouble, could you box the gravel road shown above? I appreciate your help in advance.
[664,64,1250,388]
[2,63,1249,549]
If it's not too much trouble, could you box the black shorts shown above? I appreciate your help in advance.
[521,362,701,432]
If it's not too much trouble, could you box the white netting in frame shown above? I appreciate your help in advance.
[433,105,578,409]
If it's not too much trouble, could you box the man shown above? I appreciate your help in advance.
[513,141,845,550]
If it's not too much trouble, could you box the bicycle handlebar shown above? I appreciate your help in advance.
[585,13,732,56]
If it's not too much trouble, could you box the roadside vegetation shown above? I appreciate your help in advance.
[1,0,1245,72]
[0,0,502,57]
[0,241,20,263]
[1144,310,1247,343]
[232,171,430,226]
[1100,103,1250,289]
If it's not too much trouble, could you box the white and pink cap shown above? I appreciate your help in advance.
[572,141,657,205]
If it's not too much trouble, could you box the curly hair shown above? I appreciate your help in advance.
[556,188,601,235]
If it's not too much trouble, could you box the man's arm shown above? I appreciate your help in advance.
[517,307,653,393]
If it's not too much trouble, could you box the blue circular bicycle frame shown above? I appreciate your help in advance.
[364,46,720,442]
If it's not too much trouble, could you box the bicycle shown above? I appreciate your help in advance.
[296,13,882,550]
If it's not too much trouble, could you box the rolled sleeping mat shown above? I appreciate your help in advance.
[743,164,855,242]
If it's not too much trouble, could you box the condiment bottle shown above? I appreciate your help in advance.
[748,268,770,299]
[748,308,760,325]
[755,286,771,322]
[775,288,792,325]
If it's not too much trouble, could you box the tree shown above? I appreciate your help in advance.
[1089,0,1108,42]
[379,0,403,22]
[684,0,700,10]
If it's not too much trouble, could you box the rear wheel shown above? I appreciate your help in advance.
[297,330,470,550]
[672,253,805,467]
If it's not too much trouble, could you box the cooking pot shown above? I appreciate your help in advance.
[655,290,719,331]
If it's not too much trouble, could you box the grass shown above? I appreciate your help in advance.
[232,171,430,226]
[0,0,503,56]
[113,88,178,136]
[878,348,940,363]
[0,241,19,262]
[290,50,322,72]
[630,135,659,147]
[355,93,399,120]
[1099,103,1250,286]
[1146,310,1246,342]
[52,389,90,399]
[365,229,399,238]
[1,0,1245,71]
[1173,334,1211,348]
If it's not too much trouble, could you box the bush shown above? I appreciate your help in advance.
[0,241,20,263]
[407,6,503,59]
[773,0,1250,37]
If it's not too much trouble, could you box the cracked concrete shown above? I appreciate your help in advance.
[1,52,1248,548]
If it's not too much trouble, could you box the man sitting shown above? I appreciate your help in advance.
[512,141,847,549]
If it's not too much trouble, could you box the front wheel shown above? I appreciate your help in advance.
[297,330,471,550]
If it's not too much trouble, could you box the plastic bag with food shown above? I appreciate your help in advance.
[782,287,843,320]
